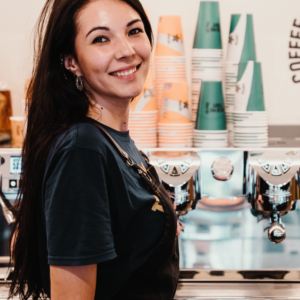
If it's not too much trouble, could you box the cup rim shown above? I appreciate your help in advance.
[10,116,25,121]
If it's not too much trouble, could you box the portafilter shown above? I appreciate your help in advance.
[247,150,300,244]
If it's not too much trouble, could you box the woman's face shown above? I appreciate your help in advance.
[73,0,151,102]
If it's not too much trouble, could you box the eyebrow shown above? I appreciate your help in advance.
[86,19,142,38]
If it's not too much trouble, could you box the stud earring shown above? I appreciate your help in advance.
[60,56,68,81]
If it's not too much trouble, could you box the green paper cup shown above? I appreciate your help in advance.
[193,2,222,49]
[235,61,265,111]
[195,81,227,130]
[227,14,256,62]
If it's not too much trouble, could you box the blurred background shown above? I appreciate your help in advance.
[0,0,299,125]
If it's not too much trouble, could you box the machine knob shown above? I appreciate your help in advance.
[258,158,266,164]
[281,164,290,173]
[262,164,271,173]
[284,157,293,164]
[271,165,282,176]
[268,222,286,244]
[211,157,234,181]
[161,164,170,174]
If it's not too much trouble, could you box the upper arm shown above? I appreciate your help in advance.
[44,146,117,266]
[50,264,97,300]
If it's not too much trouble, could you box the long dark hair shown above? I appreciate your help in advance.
[9,1,153,299]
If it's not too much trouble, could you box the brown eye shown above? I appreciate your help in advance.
[93,36,108,44]
[129,28,143,36]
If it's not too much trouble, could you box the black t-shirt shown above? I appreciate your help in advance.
[37,119,165,299]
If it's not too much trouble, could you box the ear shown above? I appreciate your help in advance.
[63,55,83,77]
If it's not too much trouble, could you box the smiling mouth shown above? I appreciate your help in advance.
[109,63,142,77]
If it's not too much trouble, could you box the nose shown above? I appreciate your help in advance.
[115,35,135,61]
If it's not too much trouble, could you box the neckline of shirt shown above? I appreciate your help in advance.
[86,117,131,142]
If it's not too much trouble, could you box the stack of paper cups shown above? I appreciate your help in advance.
[129,67,158,148]
[225,14,256,145]
[191,1,223,127]
[233,61,268,148]
[194,81,228,147]
[158,81,193,148]
[155,16,187,114]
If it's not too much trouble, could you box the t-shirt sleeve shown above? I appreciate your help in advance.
[44,146,117,266]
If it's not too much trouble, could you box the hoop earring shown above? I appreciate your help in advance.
[76,75,84,91]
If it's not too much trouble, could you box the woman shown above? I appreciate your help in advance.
[9,0,181,299]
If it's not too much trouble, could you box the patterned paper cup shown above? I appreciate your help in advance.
[158,123,193,128]
[129,123,157,128]
[159,81,191,124]
[194,135,228,140]
[129,117,157,123]
[235,61,265,112]
[131,132,157,138]
[130,67,156,112]
[227,14,256,62]
[194,129,228,133]
[159,138,193,144]
[159,127,193,132]
[154,55,187,112]
[133,136,157,141]
[194,143,228,148]
[195,81,226,130]
[193,1,222,49]
[155,16,185,57]
[195,140,228,145]
[130,110,158,115]
[159,144,193,148]
[159,133,193,139]
[138,145,158,149]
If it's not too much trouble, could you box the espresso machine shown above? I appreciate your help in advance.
[147,148,300,300]
[0,147,300,299]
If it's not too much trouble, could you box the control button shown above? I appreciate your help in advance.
[184,158,192,165]
[258,158,266,164]
[0,157,4,165]
[281,164,290,173]
[161,164,170,174]
[212,157,234,181]
[180,164,189,174]
[158,159,166,165]
[9,179,18,189]
[262,164,271,173]
[284,158,293,164]
[272,165,282,176]
[170,166,180,177]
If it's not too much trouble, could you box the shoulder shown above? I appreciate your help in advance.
[49,122,109,160]
[75,122,108,154]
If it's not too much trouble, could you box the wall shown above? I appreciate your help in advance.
[0,0,299,125]
[0,0,45,116]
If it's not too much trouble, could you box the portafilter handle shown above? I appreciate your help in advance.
[0,173,15,225]
[264,212,286,244]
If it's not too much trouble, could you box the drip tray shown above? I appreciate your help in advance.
[175,270,300,299]
[174,282,300,299]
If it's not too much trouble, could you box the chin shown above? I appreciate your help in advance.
[120,86,144,99]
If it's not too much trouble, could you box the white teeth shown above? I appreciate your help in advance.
[113,67,137,76]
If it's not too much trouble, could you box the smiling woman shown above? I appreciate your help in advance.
[8,1,179,300]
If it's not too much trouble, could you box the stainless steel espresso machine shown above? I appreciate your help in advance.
[148,148,300,300]
[1,147,300,299]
